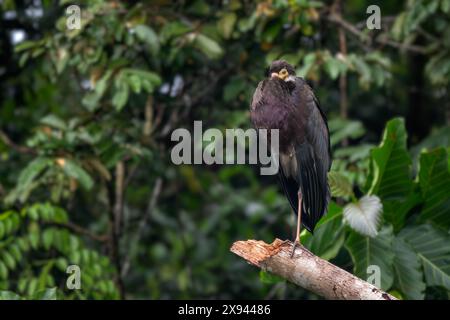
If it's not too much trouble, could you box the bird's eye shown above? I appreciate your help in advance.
[280,68,288,75]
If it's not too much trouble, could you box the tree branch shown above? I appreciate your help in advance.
[0,130,37,155]
[230,239,397,300]
[326,14,427,55]
[50,221,108,242]
[110,161,126,298]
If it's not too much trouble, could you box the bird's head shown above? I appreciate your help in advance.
[267,60,296,82]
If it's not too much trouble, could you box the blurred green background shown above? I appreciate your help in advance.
[0,0,449,300]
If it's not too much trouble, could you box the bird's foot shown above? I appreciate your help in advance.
[277,239,291,248]
[290,239,300,258]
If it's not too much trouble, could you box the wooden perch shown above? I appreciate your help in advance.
[231,239,397,300]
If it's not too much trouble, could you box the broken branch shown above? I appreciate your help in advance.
[230,239,397,300]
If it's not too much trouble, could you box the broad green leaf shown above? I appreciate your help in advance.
[0,291,21,300]
[383,190,422,232]
[112,83,129,111]
[0,261,8,279]
[328,118,365,146]
[349,54,371,89]
[345,225,395,290]
[134,25,160,54]
[301,202,344,260]
[127,74,142,93]
[2,250,16,270]
[160,21,191,43]
[18,157,52,188]
[296,53,316,78]
[33,287,57,300]
[328,171,354,198]
[60,159,94,190]
[367,118,413,199]
[393,239,425,300]
[192,34,223,59]
[94,70,113,97]
[418,148,450,228]
[399,224,450,291]
[40,115,66,130]
[323,56,345,80]
[410,126,450,168]
[218,12,237,39]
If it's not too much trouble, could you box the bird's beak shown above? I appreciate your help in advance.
[271,72,280,79]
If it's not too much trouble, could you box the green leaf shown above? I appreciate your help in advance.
[418,148,450,228]
[0,261,8,279]
[61,160,94,190]
[2,251,16,270]
[42,229,54,250]
[0,291,21,300]
[349,55,371,89]
[442,0,450,13]
[383,190,422,232]
[135,25,160,54]
[112,83,130,111]
[94,70,113,98]
[160,21,191,43]
[328,118,365,146]
[192,34,223,59]
[18,157,52,188]
[33,287,57,300]
[301,202,344,260]
[40,115,66,130]
[323,56,342,80]
[392,239,425,300]
[399,224,450,291]
[345,225,395,290]
[296,53,316,78]
[218,12,237,39]
[127,74,142,93]
[367,118,413,199]
[259,270,285,284]
[328,171,354,198]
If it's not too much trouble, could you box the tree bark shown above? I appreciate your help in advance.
[230,239,397,300]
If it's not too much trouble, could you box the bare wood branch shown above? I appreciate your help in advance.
[231,239,397,300]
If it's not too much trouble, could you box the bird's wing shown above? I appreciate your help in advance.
[250,80,265,113]
[294,78,331,232]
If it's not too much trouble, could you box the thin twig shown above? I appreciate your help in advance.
[49,221,108,242]
[326,14,427,55]
[334,1,349,146]
[121,178,163,278]
[109,161,126,299]
[0,130,37,155]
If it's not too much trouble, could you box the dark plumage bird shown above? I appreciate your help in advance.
[250,60,331,257]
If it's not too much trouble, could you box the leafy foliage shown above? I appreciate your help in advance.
[0,0,448,300]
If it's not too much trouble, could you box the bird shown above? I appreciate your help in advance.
[250,60,331,257]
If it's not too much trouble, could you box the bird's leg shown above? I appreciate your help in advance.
[290,193,302,258]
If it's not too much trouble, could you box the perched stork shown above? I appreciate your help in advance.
[250,60,331,257]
